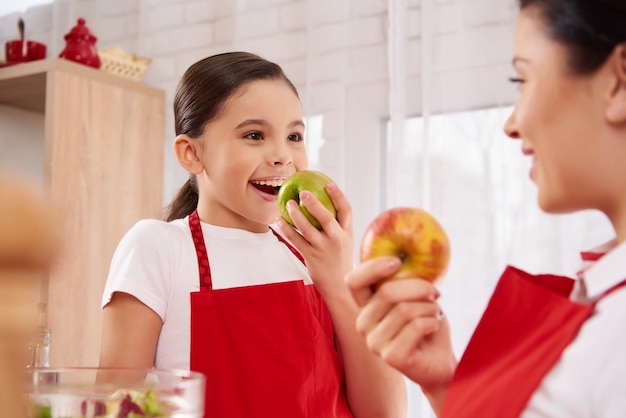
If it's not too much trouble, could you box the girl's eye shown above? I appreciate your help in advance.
[245,132,263,140]
[288,133,303,142]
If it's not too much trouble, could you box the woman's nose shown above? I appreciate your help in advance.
[503,108,520,139]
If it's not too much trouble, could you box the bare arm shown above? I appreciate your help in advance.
[277,183,407,418]
[321,286,408,418]
[99,292,162,369]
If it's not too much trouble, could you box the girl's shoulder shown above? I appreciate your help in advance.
[124,217,190,242]
[112,218,192,259]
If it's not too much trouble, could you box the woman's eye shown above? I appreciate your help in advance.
[288,133,303,142]
[245,132,263,140]
[508,77,525,84]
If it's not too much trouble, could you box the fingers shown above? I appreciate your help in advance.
[289,183,352,235]
[355,279,440,338]
[356,279,439,330]
[324,182,353,231]
[379,314,442,367]
[344,257,401,306]
[275,193,322,242]
[364,299,438,343]
[285,196,317,235]
[275,216,306,246]
[348,272,442,366]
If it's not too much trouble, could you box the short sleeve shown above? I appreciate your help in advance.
[101,219,174,321]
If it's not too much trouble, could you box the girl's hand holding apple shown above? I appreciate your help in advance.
[277,170,338,231]
[276,180,354,296]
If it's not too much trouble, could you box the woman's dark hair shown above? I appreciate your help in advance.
[164,52,298,221]
[519,0,626,74]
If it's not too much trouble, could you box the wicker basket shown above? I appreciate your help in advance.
[98,46,151,82]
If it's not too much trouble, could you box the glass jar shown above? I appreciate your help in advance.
[26,326,51,369]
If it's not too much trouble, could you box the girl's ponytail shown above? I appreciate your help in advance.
[164,175,199,221]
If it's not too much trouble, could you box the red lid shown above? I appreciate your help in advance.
[64,18,97,42]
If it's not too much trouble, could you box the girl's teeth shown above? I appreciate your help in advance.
[253,180,283,187]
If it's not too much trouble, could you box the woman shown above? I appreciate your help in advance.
[345,0,626,416]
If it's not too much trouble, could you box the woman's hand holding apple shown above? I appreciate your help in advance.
[345,207,456,413]
[344,257,457,414]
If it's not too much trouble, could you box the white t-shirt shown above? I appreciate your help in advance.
[523,240,626,417]
[101,217,312,370]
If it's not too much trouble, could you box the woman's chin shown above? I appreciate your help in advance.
[537,194,577,215]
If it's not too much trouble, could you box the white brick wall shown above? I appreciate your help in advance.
[279,2,307,31]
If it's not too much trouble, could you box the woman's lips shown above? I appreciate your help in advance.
[521,146,533,156]
[521,147,535,181]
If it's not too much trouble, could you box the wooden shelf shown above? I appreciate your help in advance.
[0,59,161,113]
[0,57,165,367]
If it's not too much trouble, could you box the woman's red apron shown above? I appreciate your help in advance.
[187,211,353,418]
[441,265,626,417]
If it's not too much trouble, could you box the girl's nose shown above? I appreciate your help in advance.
[270,142,292,166]
[503,108,520,139]
[273,158,292,166]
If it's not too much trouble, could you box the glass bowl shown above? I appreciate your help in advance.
[25,367,205,418]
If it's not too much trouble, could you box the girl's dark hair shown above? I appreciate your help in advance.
[164,52,298,221]
[519,0,626,74]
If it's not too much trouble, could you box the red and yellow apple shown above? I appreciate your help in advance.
[360,207,450,288]
[277,170,337,230]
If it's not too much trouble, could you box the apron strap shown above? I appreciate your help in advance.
[269,226,305,265]
[188,212,305,290]
[189,210,213,290]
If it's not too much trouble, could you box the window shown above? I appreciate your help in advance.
[304,114,324,170]
[385,105,520,256]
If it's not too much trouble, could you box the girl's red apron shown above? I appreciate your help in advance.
[441,265,626,417]
[187,211,353,418]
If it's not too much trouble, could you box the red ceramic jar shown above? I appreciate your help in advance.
[59,18,101,69]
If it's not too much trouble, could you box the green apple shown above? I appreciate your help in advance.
[277,170,337,230]
[360,207,450,289]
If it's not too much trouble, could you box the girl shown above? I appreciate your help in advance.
[99,52,406,418]
[345,0,626,417]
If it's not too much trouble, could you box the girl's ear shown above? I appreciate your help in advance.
[174,135,204,174]
[606,44,626,124]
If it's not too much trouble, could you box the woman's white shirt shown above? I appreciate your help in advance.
[523,240,626,417]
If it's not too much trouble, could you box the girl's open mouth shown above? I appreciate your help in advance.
[252,183,280,195]
[250,179,284,196]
